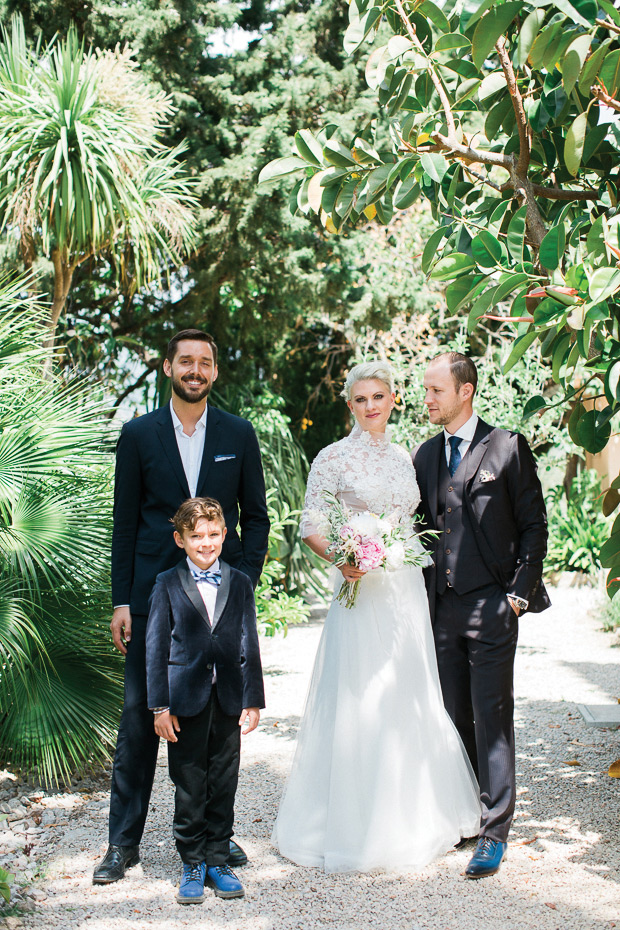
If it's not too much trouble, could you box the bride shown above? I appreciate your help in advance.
[272,361,480,873]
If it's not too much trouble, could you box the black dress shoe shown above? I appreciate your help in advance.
[226,839,248,867]
[93,844,140,884]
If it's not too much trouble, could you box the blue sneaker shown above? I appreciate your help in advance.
[465,837,507,878]
[176,861,206,904]
[205,864,245,899]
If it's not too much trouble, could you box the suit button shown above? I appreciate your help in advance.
[446,528,451,534]
[207,664,213,670]
[446,569,451,575]
[448,486,453,492]
[447,507,452,513]
[446,549,451,554]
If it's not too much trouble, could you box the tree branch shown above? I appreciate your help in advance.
[530,184,597,201]
[592,85,620,113]
[595,17,620,35]
[495,36,530,176]
[392,0,456,136]
[428,133,511,167]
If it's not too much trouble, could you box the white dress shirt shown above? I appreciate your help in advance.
[170,399,207,497]
[443,413,478,466]
[187,556,220,623]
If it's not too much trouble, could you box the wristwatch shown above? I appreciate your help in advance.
[508,595,528,611]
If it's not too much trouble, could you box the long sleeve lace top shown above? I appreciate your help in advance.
[300,424,421,538]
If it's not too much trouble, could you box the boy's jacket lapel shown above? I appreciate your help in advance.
[176,564,211,627]
[212,561,231,630]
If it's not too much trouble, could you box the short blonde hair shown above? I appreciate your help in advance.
[341,361,395,400]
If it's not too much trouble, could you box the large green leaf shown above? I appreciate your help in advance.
[599,48,620,98]
[564,112,587,177]
[516,9,546,68]
[471,3,522,72]
[561,35,591,97]
[539,223,566,271]
[343,5,382,55]
[503,331,537,373]
[471,230,504,269]
[430,253,476,281]
[576,408,612,454]
[589,267,620,302]
[506,205,528,262]
[419,152,448,183]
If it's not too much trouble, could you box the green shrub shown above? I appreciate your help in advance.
[0,285,122,784]
[545,470,610,576]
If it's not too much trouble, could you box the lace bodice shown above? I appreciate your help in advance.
[301,424,421,537]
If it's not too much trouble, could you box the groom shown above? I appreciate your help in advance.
[93,329,270,884]
[412,352,549,879]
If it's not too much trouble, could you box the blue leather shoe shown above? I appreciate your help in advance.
[176,861,206,904]
[465,837,507,878]
[206,864,245,899]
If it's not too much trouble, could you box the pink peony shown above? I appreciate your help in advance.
[356,538,385,571]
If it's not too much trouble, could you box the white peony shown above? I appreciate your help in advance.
[349,512,381,537]
[384,540,406,570]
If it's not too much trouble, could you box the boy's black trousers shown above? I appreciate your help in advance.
[167,687,241,865]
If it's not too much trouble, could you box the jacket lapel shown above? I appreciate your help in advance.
[155,405,190,498]
[196,405,222,497]
[176,564,211,628]
[425,433,443,526]
[464,419,493,486]
[211,561,231,630]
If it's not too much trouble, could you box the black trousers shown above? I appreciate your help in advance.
[167,688,241,865]
[108,614,160,846]
[433,584,518,844]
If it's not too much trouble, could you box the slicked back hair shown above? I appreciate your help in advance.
[341,360,395,400]
[431,352,478,394]
[166,329,218,366]
[172,497,226,535]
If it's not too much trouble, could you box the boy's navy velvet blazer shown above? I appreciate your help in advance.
[145,560,265,718]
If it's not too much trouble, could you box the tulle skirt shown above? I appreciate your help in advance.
[272,566,481,873]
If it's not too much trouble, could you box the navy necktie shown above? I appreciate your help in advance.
[448,436,463,477]
[191,568,222,587]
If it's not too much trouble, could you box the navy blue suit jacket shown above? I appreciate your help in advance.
[145,561,265,718]
[111,403,269,615]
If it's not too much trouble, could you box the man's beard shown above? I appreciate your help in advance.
[171,373,212,404]
[432,400,463,426]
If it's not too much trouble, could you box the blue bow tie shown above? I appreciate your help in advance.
[191,568,222,587]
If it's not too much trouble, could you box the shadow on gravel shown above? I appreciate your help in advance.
[514,695,620,885]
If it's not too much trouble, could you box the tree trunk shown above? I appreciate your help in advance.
[42,249,74,378]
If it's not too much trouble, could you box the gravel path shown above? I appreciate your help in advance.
[1,583,619,930]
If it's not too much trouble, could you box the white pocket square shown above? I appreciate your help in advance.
[214,454,236,462]
[479,469,496,483]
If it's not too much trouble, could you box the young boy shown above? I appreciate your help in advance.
[145,497,265,904]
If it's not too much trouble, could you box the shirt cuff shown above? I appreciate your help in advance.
[151,707,169,715]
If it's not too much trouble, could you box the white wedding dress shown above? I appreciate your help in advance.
[272,425,480,873]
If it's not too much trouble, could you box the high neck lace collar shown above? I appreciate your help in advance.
[349,422,392,446]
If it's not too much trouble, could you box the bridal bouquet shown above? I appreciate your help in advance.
[310,492,434,609]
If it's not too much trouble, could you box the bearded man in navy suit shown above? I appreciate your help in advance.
[93,329,269,884]
[412,352,549,879]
